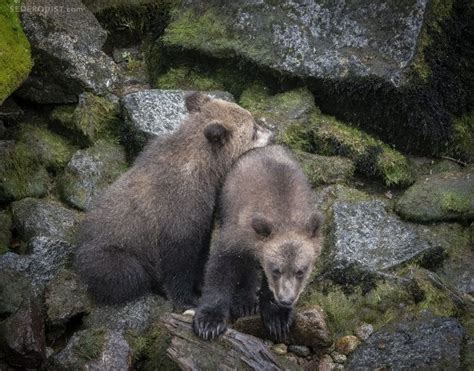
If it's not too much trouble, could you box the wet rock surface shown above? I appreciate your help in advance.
[346,316,465,370]
[59,141,127,210]
[330,200,432,272]
[396,170,474,222]
[11,198,80,242]
[19,0,120,103]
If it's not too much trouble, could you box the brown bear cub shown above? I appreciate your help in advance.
[193,145,322,341]
[74,93,273,310]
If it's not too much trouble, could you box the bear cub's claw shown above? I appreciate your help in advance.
[261,301,293,342]
[231,296,259,319]
[193,305,229,340]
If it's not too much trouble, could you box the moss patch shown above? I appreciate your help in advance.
[0,141,50,202]
[301,267,458,338]
[0,211,12,255]
[51,94,124,146]
[451,112,474,162]
[0,0,33,104]
[278,113,414,186]
[16,122,76,171]
[155,66,224,91]
[73,328,106,362]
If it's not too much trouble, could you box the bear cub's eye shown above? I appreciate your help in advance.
[271,268,282,277]
[295,269,306,279]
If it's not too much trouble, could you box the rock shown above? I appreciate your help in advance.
[288,345,310,358]
[272,343,288,355]
[0,237,74,292]
[18,0,119,103]
[0,0,32,104]
[294,151,354,186]
[45,269,89,327]
[0,140,50,202]
[51,93,123,146]
[334,335,360,355]
[0,211,12,254]
[16,123,76,170]
[234,306,332,349]
[0,296,46,369]
[161,1,473,156]
[396,170,474,222]
[85,295,171,334]
[354,323,374,341]
[154,66,224,92]
[330,200,433,273]
[11,198,81,242]
[59,141,127,210]
[346,316,464,370]
[0,269,32,317]
[318,354,336,371]
[330,351,347,364]
[0,98,24,124]
[121,89,234,151]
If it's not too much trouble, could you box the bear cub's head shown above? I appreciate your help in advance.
[252,213,322,307]
[185,92,273,160]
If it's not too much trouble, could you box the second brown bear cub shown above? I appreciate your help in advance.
[75,93,272,310]
[193,145,322,341]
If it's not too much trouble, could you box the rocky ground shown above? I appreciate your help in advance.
[0,0,473,370]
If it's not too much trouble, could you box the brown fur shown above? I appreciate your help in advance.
[74,93,272,309]
[193,145,322,340]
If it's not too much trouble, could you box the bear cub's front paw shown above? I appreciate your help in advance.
[260,300,294,342]
[193,304,229,340]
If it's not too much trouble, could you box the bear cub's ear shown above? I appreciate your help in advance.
[204,122,229,145]
[306,212,322,238]
[251,215,273,239]
[185,92,211,112]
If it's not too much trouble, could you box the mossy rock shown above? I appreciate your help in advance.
[16,122,76,171]
[0,1,33,104]
[396,170,474,222]
[239,85,317,129]
[451,112,474,162]
[0,141,50,202]
[58,141,127,210]
[50,93,124,146]
[154,66,224,91]
[126,320,179,371]
[294,151,355,187]
[0,211,12,255]
[300,267,459,338]
[278,113,414,187]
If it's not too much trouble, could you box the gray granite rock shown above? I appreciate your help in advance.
[346,316,464,370]
[0,269,32,317]
[19,0,120,103]
[0,237,74,292]
[59,141,127,210]
[121,89,234,150]
[11,198,80,243]
[330,200,432,272]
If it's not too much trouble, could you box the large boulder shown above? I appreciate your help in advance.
[11,198,81,243]
[396,170,474,222]
[329,200,433,275]
[121,89,234,152]
[0,1,33,104]
[58,141,127,210]
[159,0,473,156]
[18,0,120,103]
[346,316,464,370]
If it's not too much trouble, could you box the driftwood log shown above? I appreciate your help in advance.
[161,313,301,371]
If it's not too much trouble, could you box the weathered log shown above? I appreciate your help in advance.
[161,313,301,371]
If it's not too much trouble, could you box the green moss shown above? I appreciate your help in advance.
[126,321,179,371]
[51,94,123,146]
[409,0,454,81]
[155,66,224,91]
[73,328,106,362]
[0,142,49,202]
[439,191,470,213]
[0,211,12,255]
[451,112,474,161]
[16,123,76,171]
[279,113,414,186]
[0,0,33,104]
